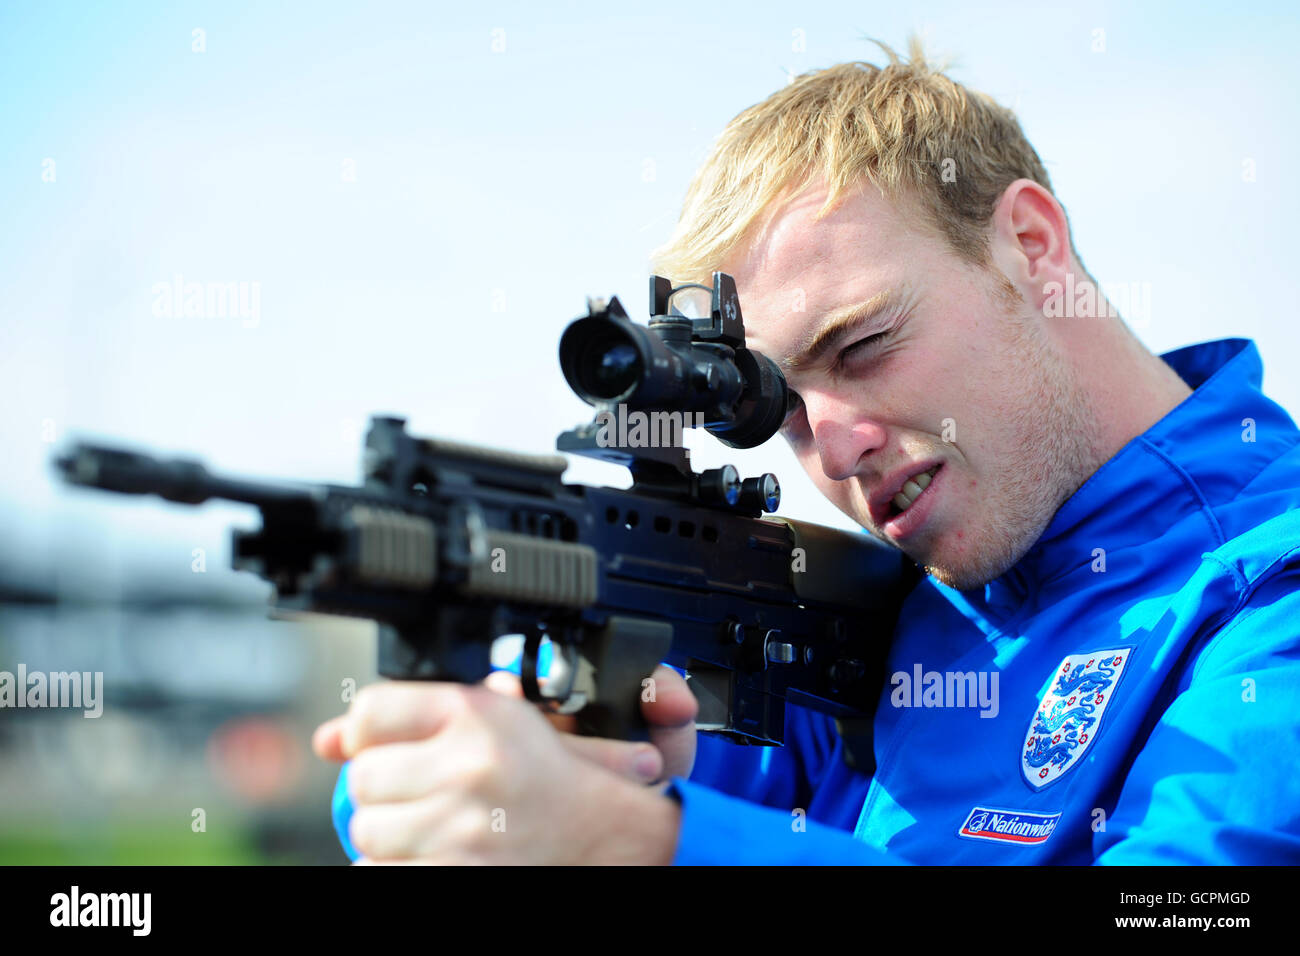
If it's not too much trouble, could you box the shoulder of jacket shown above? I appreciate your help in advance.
[1202,508,1300,601]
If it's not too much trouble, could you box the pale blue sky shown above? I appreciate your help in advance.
[3,1,1297,595]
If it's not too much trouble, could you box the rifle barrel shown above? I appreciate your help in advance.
[55,443,313,509]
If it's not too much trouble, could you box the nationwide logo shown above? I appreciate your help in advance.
[958,806,1062,845]
[1021,647,1133,791]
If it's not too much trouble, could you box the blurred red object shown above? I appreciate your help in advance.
[206,717,305,803]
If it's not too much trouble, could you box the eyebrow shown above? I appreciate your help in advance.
[781,286,901,372]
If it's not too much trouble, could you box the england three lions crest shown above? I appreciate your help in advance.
[1021,648,1132,791]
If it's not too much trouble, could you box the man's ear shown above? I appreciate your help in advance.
[988,179,1071,311]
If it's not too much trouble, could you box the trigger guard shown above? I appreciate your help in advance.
[520,629,543,703]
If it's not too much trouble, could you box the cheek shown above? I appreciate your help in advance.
[807,470,855,513]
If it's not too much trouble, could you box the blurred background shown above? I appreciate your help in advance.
[2,1,1296,863]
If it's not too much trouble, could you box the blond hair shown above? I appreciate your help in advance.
[650,36,1070,285]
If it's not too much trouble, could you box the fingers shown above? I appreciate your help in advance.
[320,668,699,780]
[312,715,349,763]
[557,734,663,784]
[482,670,525,698]
[349,792,460,861]
[484,664,698,781]
[647,722,696,783]
[482,669,579,734]
[641,665,698,728]
[338,682,473,758]
[316,674,569,768]
[348,737,450,804]
[487,664,698,729]
[642,666,699,780]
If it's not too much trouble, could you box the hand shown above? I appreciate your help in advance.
[316,664,699,785]
[481,663,700,784]
[312,675,691,864]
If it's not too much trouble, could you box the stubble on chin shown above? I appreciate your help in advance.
[919,294,1104,593]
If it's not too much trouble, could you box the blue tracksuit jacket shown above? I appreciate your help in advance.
[333,338,1300,864]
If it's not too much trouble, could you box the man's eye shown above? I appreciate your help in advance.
[840,331,889,363]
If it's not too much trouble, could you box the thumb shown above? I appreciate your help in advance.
[312,715,349,763]
[559,734,664,785]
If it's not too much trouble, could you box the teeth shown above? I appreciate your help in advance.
[891,466,939,515]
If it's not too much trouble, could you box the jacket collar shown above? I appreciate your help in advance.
[955,338,1284,618]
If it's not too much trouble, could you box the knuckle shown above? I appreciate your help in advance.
[446,806,495,856]
[404,799,482,862]
[351,682,385,714]
[441,684,481,723]
[463,682,504,716]
[349,808,375,856]
[348,685,387,736]
[458,683,522,734]
[461,747,503,791]
[409,800,447,858]
[348,759,371,803]
[347,750,384,803]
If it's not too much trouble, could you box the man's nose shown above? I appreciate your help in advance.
[802,390,888,482]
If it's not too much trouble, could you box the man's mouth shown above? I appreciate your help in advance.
[888,465,941,518]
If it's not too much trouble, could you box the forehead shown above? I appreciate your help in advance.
[719,180,929,338]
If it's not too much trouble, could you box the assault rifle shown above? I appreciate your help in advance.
[53,273,917,771]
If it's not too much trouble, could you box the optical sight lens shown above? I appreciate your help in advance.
[579,339,641,400]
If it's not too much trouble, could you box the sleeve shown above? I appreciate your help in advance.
[331,763,361,863]
[665,699,897,865]
[675,688,806,808]
[664,777,896,865]
[1093,567,1300,864]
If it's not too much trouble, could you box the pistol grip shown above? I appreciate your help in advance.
[572,616,673,742]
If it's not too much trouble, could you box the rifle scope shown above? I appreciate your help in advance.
[558,273,789,449]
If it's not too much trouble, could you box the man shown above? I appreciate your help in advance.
[315,39,1300,863]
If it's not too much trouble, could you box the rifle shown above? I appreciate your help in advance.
[53,273,917,772]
